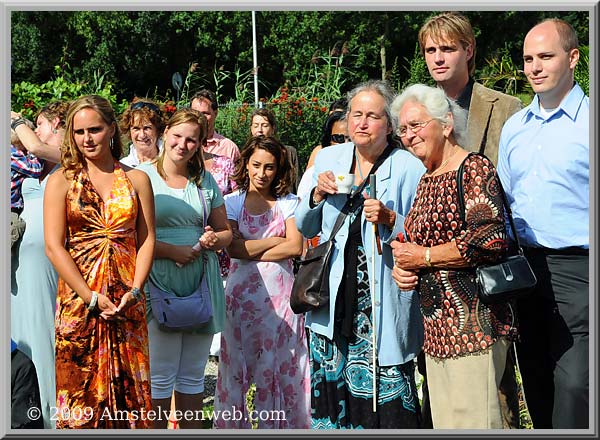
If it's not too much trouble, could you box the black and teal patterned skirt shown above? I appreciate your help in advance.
[309,245,422,429]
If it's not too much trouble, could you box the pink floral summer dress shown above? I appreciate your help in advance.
[214,192,310,429]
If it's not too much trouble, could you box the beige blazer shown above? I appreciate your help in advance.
[466,82,522,165]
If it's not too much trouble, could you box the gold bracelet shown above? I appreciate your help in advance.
[424,248,432,267]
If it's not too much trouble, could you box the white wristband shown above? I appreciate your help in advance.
[87,291,98,311]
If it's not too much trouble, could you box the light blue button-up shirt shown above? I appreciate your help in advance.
[497,83,589,249]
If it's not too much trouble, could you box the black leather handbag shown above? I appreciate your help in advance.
[457,153,537,304]
[290,187,363,314]
[289,238,335,314]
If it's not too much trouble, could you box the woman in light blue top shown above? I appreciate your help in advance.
[137,108,232,429]
[295,80,425,428]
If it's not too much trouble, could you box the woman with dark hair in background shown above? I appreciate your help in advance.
[297,110,349,201]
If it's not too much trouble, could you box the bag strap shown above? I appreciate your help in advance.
[328,144,395,241]
[196,183,209,268]
[456,152,524,254]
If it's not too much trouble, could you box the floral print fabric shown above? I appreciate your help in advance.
[208,154,237,278]
[214,201,310,428]
[54,162,152,428]
[405,154,517,359]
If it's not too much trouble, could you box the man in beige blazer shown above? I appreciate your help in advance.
[416,11,525,429]
[418,11,522,165]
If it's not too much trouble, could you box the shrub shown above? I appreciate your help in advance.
[11,63,128,120]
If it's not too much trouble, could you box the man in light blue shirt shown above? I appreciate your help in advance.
[498,18,589,429]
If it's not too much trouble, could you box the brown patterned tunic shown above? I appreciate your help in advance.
[405,154,516,359]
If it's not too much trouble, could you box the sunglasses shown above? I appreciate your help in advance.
[331,134,350,144]
[130,101,162,115]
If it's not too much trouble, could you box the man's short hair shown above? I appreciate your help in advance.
[538,18,579,52]
[418,11,476,76]
[191,89,218,111]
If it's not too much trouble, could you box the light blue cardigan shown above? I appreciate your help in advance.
[295,142,426,366]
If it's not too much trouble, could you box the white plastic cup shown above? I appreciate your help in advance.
[335,173,355,194]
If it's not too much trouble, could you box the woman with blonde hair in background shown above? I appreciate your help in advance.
[119,98,166,167]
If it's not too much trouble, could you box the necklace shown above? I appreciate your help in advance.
[431,146,458,176]
[354,148,365,180]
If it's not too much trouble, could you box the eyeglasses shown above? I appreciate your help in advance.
[397,119,434,138]
[131,101,162,115]
[331,134,350,144]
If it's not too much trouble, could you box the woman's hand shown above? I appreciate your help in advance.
[313,171,339,203]
[199,225,219,250]
[96,293,122,321]
[115,291,139,316]
[363,198,396,228]
[171,243,202,266]
[391,240,427,270]
[392,266,419,291]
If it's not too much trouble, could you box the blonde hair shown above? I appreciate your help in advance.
[155,108,208,186]
[418,12,476,76]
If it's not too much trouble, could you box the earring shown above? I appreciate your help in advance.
[110,138,114,150]
[52,128,58,134]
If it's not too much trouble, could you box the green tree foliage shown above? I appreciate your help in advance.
[11,10,589,103]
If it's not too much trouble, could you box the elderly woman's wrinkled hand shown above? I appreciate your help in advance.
[363,198,396,227]
[391,265,419,291]
[313,171,339,203]
[391,240,426,270]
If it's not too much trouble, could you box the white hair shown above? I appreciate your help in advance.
[391,84,468,145]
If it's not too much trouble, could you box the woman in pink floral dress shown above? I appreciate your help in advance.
[214,135,310,429]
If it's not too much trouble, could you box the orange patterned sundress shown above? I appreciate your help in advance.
[54,162,152,428]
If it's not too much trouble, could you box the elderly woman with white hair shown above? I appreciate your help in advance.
[390,84,518,429]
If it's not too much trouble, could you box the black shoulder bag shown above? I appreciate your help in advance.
[290,145,394,314]
[456,153,537,304]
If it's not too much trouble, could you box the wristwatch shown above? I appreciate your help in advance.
[130,287,142,303]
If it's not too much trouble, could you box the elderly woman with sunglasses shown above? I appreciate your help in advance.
[390,84,518,429]
[119,99,166,167]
